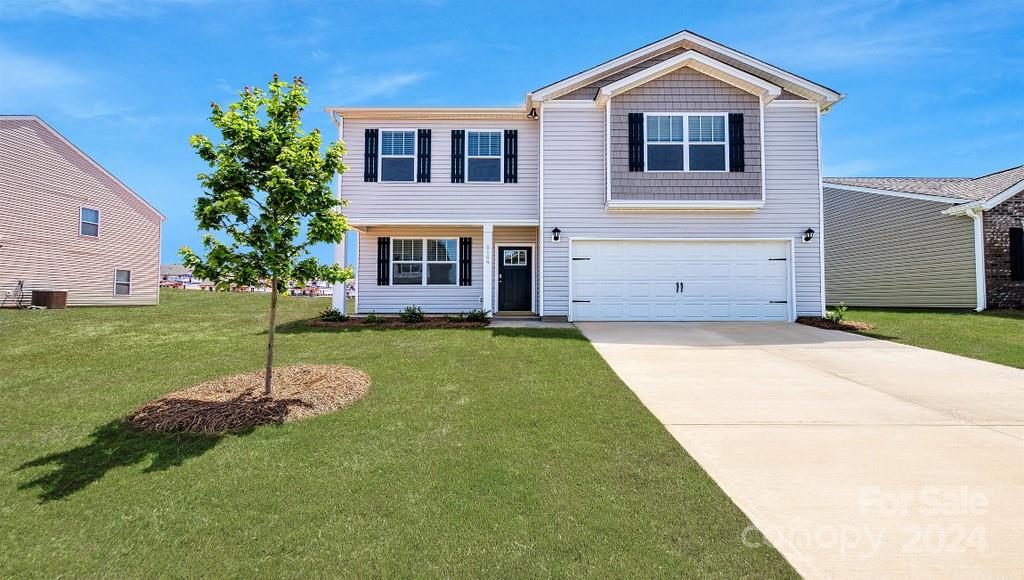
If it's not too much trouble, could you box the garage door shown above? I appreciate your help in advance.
[571,240,791,321]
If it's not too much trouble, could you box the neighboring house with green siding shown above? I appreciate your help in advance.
[824,165,1024,310]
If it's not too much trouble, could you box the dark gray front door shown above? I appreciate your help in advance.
[498,247,531,311]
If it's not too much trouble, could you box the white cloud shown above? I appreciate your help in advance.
[0,45,127,119]
[1,0,207,19]
[332,72,428,103]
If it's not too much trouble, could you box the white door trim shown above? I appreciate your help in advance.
[494,242,537,314]
[567,237,797,322]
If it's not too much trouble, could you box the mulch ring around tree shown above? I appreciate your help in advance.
[307,318,488,329]
[796,317,874,332]
[127,365,370,434]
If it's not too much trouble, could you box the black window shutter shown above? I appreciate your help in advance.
[628,113,644,172]
[417,129,431,183]
[459,237,472,286]
[1011,227,1024,281]
[364,129,379,182]
[451,130,465,183]
[503,129,518,183]
[728,113,745,172]
[377,237,390,285]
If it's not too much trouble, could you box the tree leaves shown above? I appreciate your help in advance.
[180,75,353,290]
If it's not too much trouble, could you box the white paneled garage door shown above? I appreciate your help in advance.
[571,239,792,321]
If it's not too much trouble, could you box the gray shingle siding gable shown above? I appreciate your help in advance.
[610,68,762,201]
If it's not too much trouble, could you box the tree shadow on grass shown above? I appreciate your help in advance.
[17,419,226,503]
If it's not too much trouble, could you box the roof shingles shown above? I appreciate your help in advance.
[825,165,1024,202]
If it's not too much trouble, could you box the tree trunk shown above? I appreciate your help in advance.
[264,277,279,396]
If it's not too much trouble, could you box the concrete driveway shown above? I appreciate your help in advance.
[577,322,1024,580]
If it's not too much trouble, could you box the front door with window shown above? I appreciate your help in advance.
[498,247,531,311]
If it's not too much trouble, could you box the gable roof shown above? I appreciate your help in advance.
[528,29,843,111]
[825,165,1024,204]
[0,115,165,221]
[594,50,782,105]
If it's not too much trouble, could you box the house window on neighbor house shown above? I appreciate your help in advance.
[645,113,727,172]
[114,270,131,295]
[380,130,415,182]
[467,131,501,182]
[80,207,99,237]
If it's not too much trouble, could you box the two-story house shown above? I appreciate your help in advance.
[328,30,842,322]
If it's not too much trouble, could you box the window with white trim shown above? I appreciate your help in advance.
[467,131,501,182]
[391,239,458,285]
[380,130,415,182]
[80,207,99,237]
[392,238,423,285]
[114,269,131,295]
[645,113,727,172]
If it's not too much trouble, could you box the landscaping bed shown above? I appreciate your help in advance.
[307,317,488,329]
[128,364,370,433]
[796,316,874,332]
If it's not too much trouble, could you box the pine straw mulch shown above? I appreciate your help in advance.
[307,318,488,329]
[127,365,370,434]
[796,317,874,332]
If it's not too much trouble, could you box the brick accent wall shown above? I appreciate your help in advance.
[984,190,1024,308]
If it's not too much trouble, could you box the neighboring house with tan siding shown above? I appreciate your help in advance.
[327,30,843,321]
[824,164,1024,310]
[0,116,164,307]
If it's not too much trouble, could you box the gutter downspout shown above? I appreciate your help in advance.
[965,207,987,312]
[538,102,545,317]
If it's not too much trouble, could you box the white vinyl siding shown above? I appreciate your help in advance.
[823,187,977,308]
[340,119,538,224]
[358,226,482,313]
[540,101,823,318]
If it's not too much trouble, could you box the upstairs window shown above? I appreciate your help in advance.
[645,115,685,171]
[687,115,727,171]
[114,269,131,295]
[645,113,728,172]
[467,131,501,182]
[80,207,99,237]
[380,130,415,182]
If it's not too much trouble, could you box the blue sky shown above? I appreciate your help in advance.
[3,0,1022,265]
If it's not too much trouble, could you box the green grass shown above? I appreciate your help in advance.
[1,290,792,578]
[845,308,1024,368]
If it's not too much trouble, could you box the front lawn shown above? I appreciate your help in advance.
[1,290,792,577]
[846,308,1024,368]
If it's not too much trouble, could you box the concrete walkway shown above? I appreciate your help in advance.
[578,322,1024,580]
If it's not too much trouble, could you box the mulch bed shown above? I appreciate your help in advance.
[308,318,488,329]
[796,317,874,332]
[128,364,370,434]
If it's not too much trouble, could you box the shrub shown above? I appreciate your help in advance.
[319,307,348,322]
[399,305,425,323]
[363,312,384,324]
[825,301,848,324]
[464,308,491,322]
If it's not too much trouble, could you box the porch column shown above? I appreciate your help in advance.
[482,223,494,316]
[331,233,346,311]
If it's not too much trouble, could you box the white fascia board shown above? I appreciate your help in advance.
[606,200,765,211]
[530,30,841,106]
[980,178,1024,210]
[349,220,540,227]
[596,51,782,105]
[323,107,528,121]
[824,182,965,205]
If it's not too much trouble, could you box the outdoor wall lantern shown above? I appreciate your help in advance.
[803,228,815,242]
[527,107,539,119]
[551,227,561,242]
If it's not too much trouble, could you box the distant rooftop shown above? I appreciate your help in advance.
[160,264,192,276]
[825,164,1024,202]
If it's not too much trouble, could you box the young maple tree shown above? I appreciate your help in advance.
[180,74,351,395]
